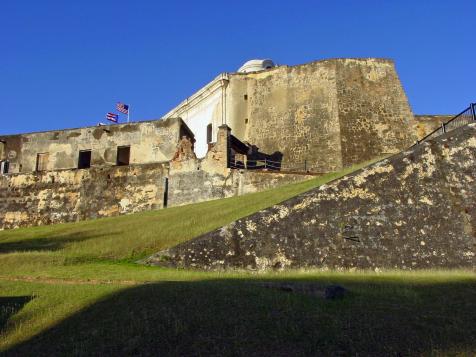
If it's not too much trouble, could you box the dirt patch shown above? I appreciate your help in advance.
[0,275,146,286]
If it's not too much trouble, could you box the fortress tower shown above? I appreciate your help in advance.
[163,58,416,171]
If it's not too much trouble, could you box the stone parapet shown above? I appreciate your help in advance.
[0,163,168,229]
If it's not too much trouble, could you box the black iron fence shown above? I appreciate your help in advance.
[229,158,315,173]
[416,103,476,145]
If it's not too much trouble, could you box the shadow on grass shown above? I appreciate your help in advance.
[4,277,476,356]
[0,231,117,254]
[0,296,33,331]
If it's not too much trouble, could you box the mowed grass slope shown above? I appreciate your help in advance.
[0,159,475,355]
[0,162,375,276]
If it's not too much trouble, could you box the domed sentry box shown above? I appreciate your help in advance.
[237,59,276,73]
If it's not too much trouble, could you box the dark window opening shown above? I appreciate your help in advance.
[78,150,92,169]
[163,177,169,208]
[1,161,9,174]
[244,94,248,100]
[245,118,249,124]
[206,124,212,144]
[116,146,130,166]
[36,153,49,172]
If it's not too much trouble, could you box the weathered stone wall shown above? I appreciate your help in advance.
[227,58,415,172]
[0,117,187,174]
[147,124,476,270]
[0,127,314,229]
[228,61,342,173]
[167,126,314,207]
[168,168,315,208]
[0,163,167,229]
[413,115,453,140]
[335,59,416,166]
[162,58,416,173]
[230,170,316,196]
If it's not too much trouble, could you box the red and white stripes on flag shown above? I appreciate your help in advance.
[116,102,129,114]
[106,112,119,123]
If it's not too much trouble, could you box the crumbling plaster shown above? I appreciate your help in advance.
[0,117,185,174]
[0,126,315,229]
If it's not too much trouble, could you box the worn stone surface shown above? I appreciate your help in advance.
[168,168,315,208]
[161,58,417,171]
[167,126,315,207]
[0,163,168,229]
[413,115,454,140]
[227,58,416,172]
[145,124,476,270]
[0,117,189,173]
[228,60,342,172]
[335,59,415,166]
[0,58,459,230]
[0,125,314,231]
[0,162,312,230]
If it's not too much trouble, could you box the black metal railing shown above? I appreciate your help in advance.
[416,103,476,145]
[229,158,315,173]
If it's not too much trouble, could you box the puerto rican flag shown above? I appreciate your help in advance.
[106,112,119,123]
[116,102,129,114]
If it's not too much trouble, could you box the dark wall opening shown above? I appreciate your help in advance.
[163,177,169,208]
[78,150,92,169]
[206,124,212,144]
[0,161,9,174]
[116,146,130,166]
[36,153,49,172]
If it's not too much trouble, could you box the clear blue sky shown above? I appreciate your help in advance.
[1,0,475,135]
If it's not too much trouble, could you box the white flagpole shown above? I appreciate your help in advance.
[128,105,130,123]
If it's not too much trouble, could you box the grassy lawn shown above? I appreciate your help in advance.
[0,159,475,355]
[1,270,475,355]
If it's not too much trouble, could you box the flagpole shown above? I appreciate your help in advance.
[128,105,130,123]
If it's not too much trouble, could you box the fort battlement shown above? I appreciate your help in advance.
[0,57,460,229]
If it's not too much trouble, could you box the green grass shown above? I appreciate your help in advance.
[0,160,375,276]
[1,271,475,355]
[0,158,475,355]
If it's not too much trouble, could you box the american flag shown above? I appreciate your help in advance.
[116,102,129,114]
[106,112,119,123]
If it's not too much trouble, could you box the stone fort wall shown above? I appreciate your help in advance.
[0,163,169,229]
[146,124,476,270]
[0,57,457,230]
[0,127,314,230]
[227,58,416,172]
[0,117,189,174]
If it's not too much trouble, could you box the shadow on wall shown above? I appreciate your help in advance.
[0,231,118,254]
[4,278,476,355]
[230,136,284,171]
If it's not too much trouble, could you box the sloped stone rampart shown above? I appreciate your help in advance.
[146,124,476,270]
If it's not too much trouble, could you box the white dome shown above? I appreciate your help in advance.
[237,59,275,73]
